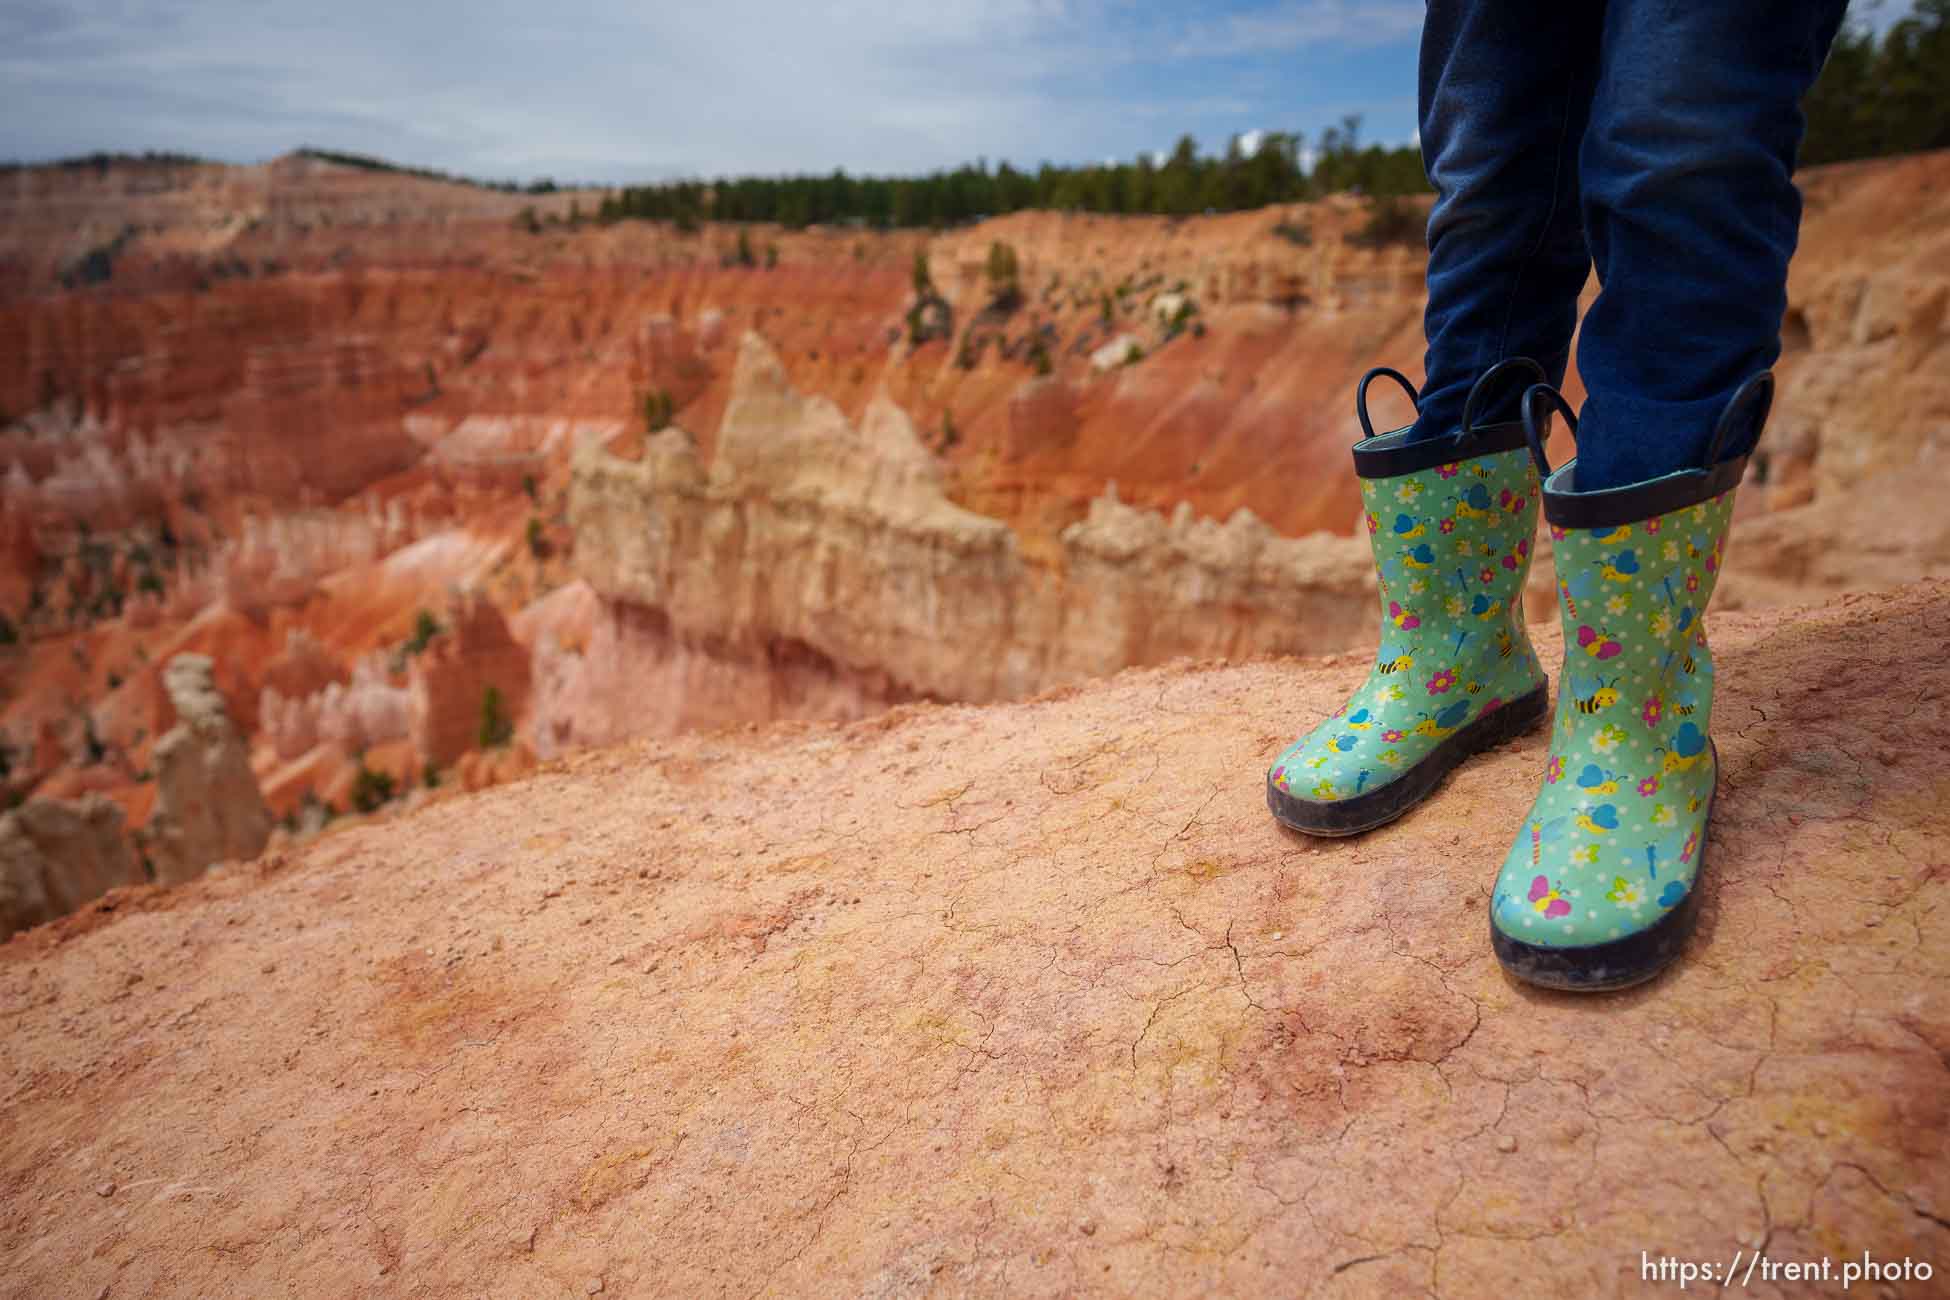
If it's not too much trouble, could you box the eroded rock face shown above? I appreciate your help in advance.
[2,149,1947,820]
[145,654,273,884]
[565,333,1375,741]
[409,590,530,768]
[0,794,141,940]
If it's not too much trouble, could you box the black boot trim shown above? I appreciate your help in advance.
[1541,457,1747,530]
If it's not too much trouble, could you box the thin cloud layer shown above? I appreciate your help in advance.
[0,0,1428,181]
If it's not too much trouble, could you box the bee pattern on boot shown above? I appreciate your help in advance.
[1377,652,1414,674]
[1571,674,1622,714]
[1599,550,1641,583]
[1576,764,1620,796]
[1413,699,1473,739]
[1575,803,1620,836]
[1655,721,1709,773]
[1451,484,1494,520]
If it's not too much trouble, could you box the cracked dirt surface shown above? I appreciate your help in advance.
[3,582,1947,1298]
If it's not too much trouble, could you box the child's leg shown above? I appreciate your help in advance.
[1571,0,1849,489]
[1413,2,1606,441]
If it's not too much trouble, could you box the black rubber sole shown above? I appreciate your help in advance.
[1491,744,1719,992]
[1267,684,1549,837]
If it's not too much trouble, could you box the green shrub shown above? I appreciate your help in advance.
[479,685,514,749]
[1164,298,1198,341]
[1028,336,1053,376]
[1272,218,1314,246]
[351,762,397,814]
[643,389,674,432]
[985,240,1023,312]
[1349,196,1424,249]
[403,608,442,657]
[526,516,548,559]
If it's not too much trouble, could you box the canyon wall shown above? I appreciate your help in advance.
[0,149,1946,932]
[0,793,140,940]
[562,333,1374,741]
[144,654,272,884]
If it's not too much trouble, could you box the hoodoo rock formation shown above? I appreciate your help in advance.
[565,333,1374,740]
[409,589,530,767]
[0,794,140,940]
[0,149,1946,845]
[144,654,272,884]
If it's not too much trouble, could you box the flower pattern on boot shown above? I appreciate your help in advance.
[1492,488,1737,948]
[1268,445,1547,804]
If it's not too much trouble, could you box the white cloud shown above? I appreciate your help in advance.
[1166,0,1425,59]
[0,0,1429,180]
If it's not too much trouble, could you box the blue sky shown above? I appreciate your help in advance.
[0,0,1903,185]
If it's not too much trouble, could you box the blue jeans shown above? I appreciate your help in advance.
[1410,0,1847,489]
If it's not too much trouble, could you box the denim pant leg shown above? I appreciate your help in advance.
[1571,0,1848,489]
[1413,2,1605,441]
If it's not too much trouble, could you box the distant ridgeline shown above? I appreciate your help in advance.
[1,3,1941,217]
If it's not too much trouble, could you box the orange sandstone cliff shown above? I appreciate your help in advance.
[0,149,1946,915]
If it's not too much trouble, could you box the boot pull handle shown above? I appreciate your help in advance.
[1460,357,1548,440]
[1355,366,1419,442]
[1702,371,1775,468]
[1520,383,1579,479]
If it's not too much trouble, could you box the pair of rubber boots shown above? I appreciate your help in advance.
[1267,358,1769,991]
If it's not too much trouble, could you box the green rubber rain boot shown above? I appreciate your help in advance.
[1490,375,1771,991]
[1267,360,1552,836]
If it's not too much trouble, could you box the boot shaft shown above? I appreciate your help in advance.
[1357,442,1545,701]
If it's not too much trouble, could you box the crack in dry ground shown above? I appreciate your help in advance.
[2,584,1948,1296]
